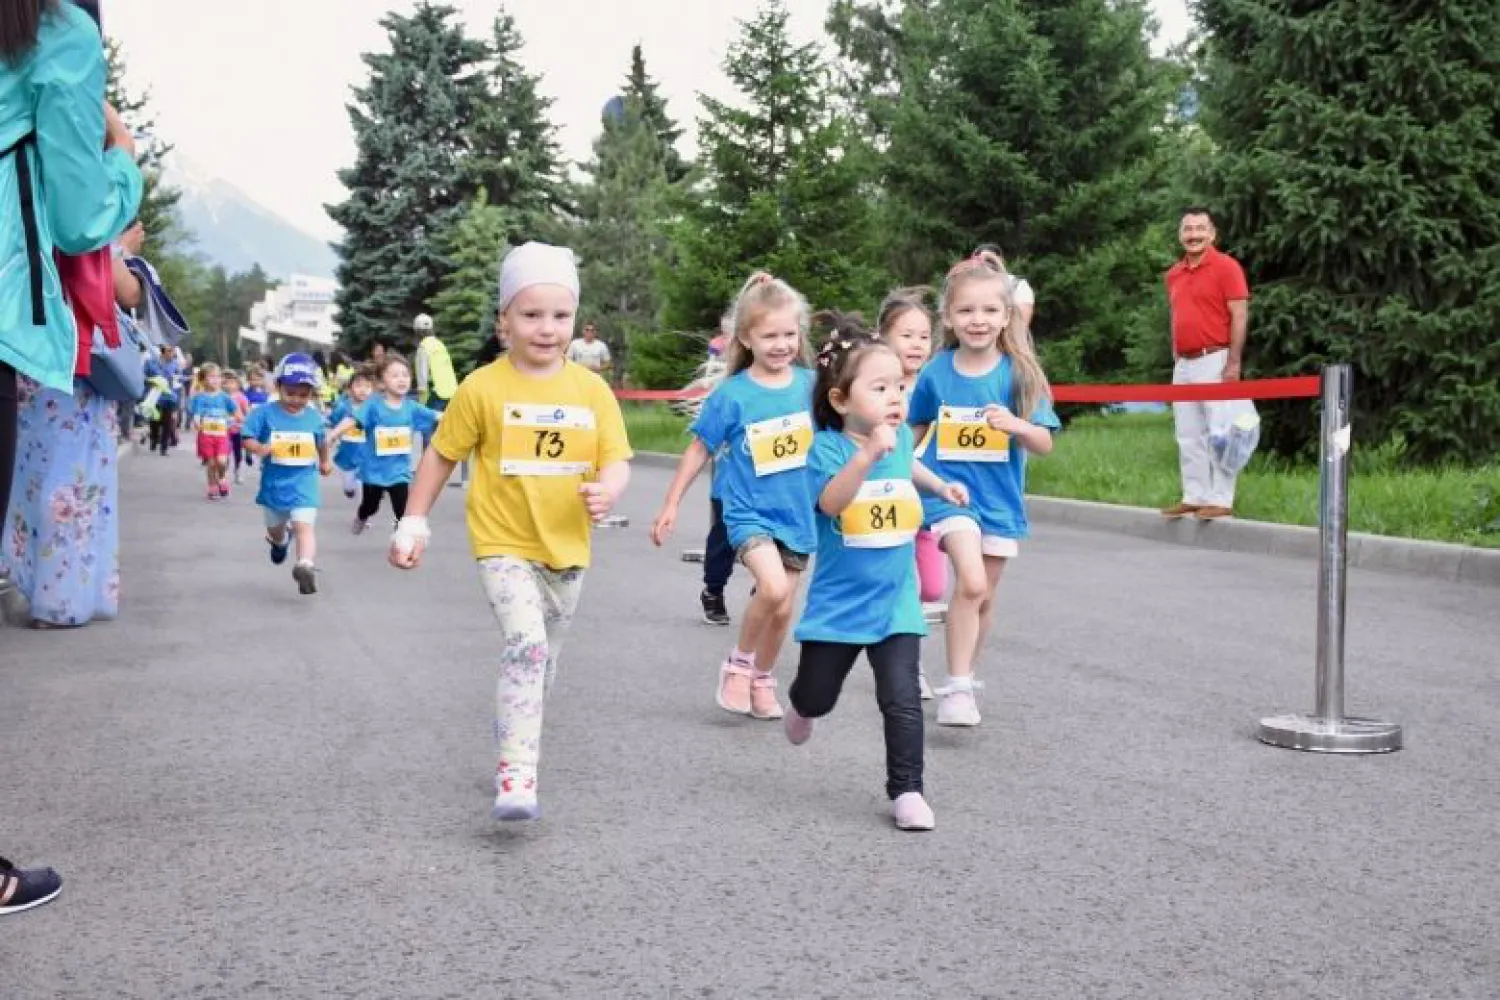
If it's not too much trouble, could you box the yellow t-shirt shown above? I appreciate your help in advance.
[432,357,633,569]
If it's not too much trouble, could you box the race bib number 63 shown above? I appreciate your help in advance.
[746,411,813,477]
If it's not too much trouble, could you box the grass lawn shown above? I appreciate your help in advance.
[621,404,1500,548]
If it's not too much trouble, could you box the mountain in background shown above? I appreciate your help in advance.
[161,153,338,279]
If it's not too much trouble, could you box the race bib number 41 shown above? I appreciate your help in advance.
[269,431,317,466]
[746,411,813,477]
[374,425,412,457]
[936,406,1009,463]
[840,479,922,549]
[501,403,597,476]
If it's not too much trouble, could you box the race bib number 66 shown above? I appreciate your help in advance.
[936,406,1010,463]
[501,403,598,476]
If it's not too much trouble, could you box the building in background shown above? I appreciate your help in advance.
[238,275,340,362]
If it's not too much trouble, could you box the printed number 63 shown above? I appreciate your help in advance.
[771,434,800,459]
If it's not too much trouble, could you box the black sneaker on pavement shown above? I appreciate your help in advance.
[0,858,62,916]
[700,588,731,626]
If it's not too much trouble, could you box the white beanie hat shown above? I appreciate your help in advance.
[496,242,580,313]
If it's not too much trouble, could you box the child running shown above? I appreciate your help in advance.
[784,313,968,831]
[328,355,440,533]
[388,242,632,822]
[907,250,1059,727]
[188,363,238,501]
[877,286,944,699]
[240,354,334,595]
[224,371,251,485]
[651,272,817,721]
[327,365,375,500]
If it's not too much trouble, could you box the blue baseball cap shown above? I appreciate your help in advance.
[277,353,319,387]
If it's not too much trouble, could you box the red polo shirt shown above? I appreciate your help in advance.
[1166,246,1249,355]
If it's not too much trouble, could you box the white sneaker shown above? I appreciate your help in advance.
[492,773,539,822]
[918,670,934,701]
[892,792,936,831]
[934,678,983,727]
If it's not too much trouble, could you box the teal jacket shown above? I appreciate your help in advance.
[0,4,142,391]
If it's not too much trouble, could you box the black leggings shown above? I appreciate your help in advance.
[358,483,408,523]
[230,433,244,471]
[703,497,736,592]
[149,400,178,455]
[0,363,16,526]
[790,634,924,799]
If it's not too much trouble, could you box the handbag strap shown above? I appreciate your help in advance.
[2,132,44,326]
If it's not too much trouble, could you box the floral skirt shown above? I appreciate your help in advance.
[1,376,120,625]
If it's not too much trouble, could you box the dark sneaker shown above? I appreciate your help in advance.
[0,858,63,916]
[266,533,290,566]
[700,588,730,626]
[292,561,318,595]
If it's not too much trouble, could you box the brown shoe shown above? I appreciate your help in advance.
[1195,506,1233,520]
[1160,503,1203,518]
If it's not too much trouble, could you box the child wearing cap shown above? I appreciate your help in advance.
[241,354,334,595]
[388,242,633,823]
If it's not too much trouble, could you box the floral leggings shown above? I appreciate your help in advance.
[479,556,584,786]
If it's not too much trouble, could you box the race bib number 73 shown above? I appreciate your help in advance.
[936,406,1009,463]
[500,403,598,476]
[746,411,813,477]
[839,479,922,549]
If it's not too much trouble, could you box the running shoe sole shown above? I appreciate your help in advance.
[0,885,62,916]
[491,801,540,822]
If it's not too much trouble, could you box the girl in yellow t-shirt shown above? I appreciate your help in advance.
[387,242,633,823]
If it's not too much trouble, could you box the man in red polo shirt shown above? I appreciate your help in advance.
[1162,207,1250,520]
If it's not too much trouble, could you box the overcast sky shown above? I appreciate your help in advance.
[109,0,1192,241]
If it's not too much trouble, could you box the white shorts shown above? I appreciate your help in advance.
[263,507,319,529]
[929,515,1020,559]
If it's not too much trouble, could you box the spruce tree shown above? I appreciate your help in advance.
[652,1,882,388]
[429,192,511,375]
[620,44,687,183]
[466,9,570,241]
[328,2,488,357]
[870,0,1177,384]
[1192,0,1500,462]
[575,94,673,385]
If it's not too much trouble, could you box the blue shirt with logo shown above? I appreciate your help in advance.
[352,396,441,487]
[328,397,367,474]
[242,403,326,511]
[189,390,237,426]
[908,350,1060,539]
[690,367,817,555]
[794,425,926,645]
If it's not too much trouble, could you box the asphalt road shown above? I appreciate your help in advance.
[2,448,1497,999]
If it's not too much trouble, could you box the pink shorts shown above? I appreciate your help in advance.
[197,433,230,463]
[914,529,948,602]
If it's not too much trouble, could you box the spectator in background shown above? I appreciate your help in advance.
[144,345,181,454]
[413,313,457,412]
[0,0,145,916]
[567,321,611,377]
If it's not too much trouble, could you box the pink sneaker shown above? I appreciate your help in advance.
[750,672,783,720]
[892,792,935,831]
[717,661,753,715]
[784,705,813,745]
[218,482,230,498]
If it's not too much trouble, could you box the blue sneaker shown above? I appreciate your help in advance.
[0,857,63,916]
[265,533,290,566]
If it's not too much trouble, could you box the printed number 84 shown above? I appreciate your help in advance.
[869,503,899,530]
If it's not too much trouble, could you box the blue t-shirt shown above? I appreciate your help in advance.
[145,359,180,403]
[242,403,326,511]
[189,390,237,430]
[908,351,1061,539]
[795,425,927,645]
[353,396,441,487]
[328,397,367,473]
[690,368,817,554]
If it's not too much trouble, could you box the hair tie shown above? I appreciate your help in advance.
[751,272,774,286]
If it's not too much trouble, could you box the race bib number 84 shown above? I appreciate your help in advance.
[936,406,1009,463]
[746,411,813,477]
[501,403,598,476]
[269,431,317,466]
[840,479,922,549]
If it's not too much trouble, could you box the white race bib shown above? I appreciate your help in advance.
[374,425,412,457]
[839,479,922,549]
[269,431,317,467]
[936,406,1009,463]
[745,411,813,477]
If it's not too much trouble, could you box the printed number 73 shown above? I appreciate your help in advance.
[533,430,565,459]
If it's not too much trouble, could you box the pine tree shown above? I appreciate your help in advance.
[466,9,570,241]
[429,192,511,375]
[575,94,673,384]
[1192,0,1500,462]
[866,0,1178,384]
[620,44,687,183]
[328,2,488,357]
[104,39,181,261]
[651,1,882,388]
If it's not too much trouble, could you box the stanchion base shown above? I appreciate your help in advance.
[680,548,706,563]
[596,516,630,529]
[1256,714,1402,754]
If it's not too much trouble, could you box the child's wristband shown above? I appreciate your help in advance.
[392,515,432,555]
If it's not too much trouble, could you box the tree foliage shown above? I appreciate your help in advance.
[429,192,511,375]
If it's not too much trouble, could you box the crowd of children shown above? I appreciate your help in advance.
[170,240,1052,835]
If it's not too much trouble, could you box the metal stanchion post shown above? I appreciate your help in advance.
[1257,364,1402,753]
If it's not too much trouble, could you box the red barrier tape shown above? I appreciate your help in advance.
[617,375,1321,406]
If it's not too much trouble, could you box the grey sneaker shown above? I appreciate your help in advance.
[292,561,318,596]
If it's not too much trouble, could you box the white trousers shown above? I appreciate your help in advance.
[1172,351,1238,508]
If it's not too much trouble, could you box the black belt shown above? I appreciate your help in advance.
[1,131,45,326]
